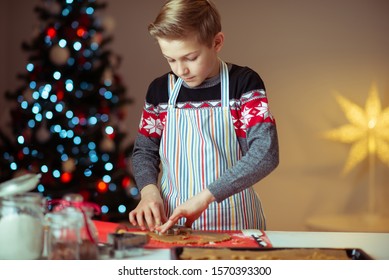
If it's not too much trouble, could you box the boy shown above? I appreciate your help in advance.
[129,0,279,233]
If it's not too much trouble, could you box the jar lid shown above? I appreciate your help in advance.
[0,173,42,197]
[45,211,83,228]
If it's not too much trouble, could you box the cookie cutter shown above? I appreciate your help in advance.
[104,232,149,259]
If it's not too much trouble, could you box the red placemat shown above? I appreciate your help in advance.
[93,220,272,248]
[144,231,271,249]
[94,220,118,243]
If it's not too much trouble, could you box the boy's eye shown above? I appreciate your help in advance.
[165,56,197,63]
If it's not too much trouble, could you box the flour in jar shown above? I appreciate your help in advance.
[0,214,44,259]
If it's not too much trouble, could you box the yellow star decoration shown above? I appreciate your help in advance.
[323,84,389,174]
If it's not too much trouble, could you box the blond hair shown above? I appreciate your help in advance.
[148,0,221,47]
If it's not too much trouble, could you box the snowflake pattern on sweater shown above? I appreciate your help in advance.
[138,89,274,138]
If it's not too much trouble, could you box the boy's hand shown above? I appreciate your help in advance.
[128,184,167,231]
[156,189,215,233]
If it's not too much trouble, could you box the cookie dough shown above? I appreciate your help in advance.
[148,231,231,245]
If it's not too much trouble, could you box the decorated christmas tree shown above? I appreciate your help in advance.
[0,0,139,221]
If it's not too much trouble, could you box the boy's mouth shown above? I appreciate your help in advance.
[183,76,195,82]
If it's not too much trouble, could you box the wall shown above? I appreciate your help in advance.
[0,0,10,127]
[1,0,389,231]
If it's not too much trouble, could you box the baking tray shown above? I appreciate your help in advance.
[172,247,373,260]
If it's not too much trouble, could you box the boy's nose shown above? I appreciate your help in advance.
[176,62,189,76]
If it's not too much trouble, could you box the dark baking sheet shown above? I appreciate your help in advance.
[173,247,373,260]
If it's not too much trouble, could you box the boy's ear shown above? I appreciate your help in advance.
[213,32,224,52]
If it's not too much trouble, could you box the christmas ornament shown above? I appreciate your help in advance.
[62,158,76,173]
[102,16,115,35]
[101,68,113,85]
[100,137,115,152]
[49,45,70,66]
[36,122,51,143]
[91,32,103,45]
[108,53,120,69]
[23,88,35,103]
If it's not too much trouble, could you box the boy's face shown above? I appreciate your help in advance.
[157,33,223,88]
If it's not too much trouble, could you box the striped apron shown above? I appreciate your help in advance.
[159,60,265,230]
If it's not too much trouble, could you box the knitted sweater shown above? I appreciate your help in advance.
[132,63,279,203]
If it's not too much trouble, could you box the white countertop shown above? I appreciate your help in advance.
[266,231,389,260]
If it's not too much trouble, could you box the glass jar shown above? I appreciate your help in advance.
[62,193,99,244]
[48,193,99,259]
[0,174,43,260]
[45,211,82,260]
[0,192,44,259]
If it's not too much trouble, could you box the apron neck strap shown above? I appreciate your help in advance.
[168,74,183,106]
[220,60,229,108]
[168,59,229,108]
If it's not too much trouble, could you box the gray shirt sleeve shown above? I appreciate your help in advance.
[207,122,279,202]
[131,134,161,191]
